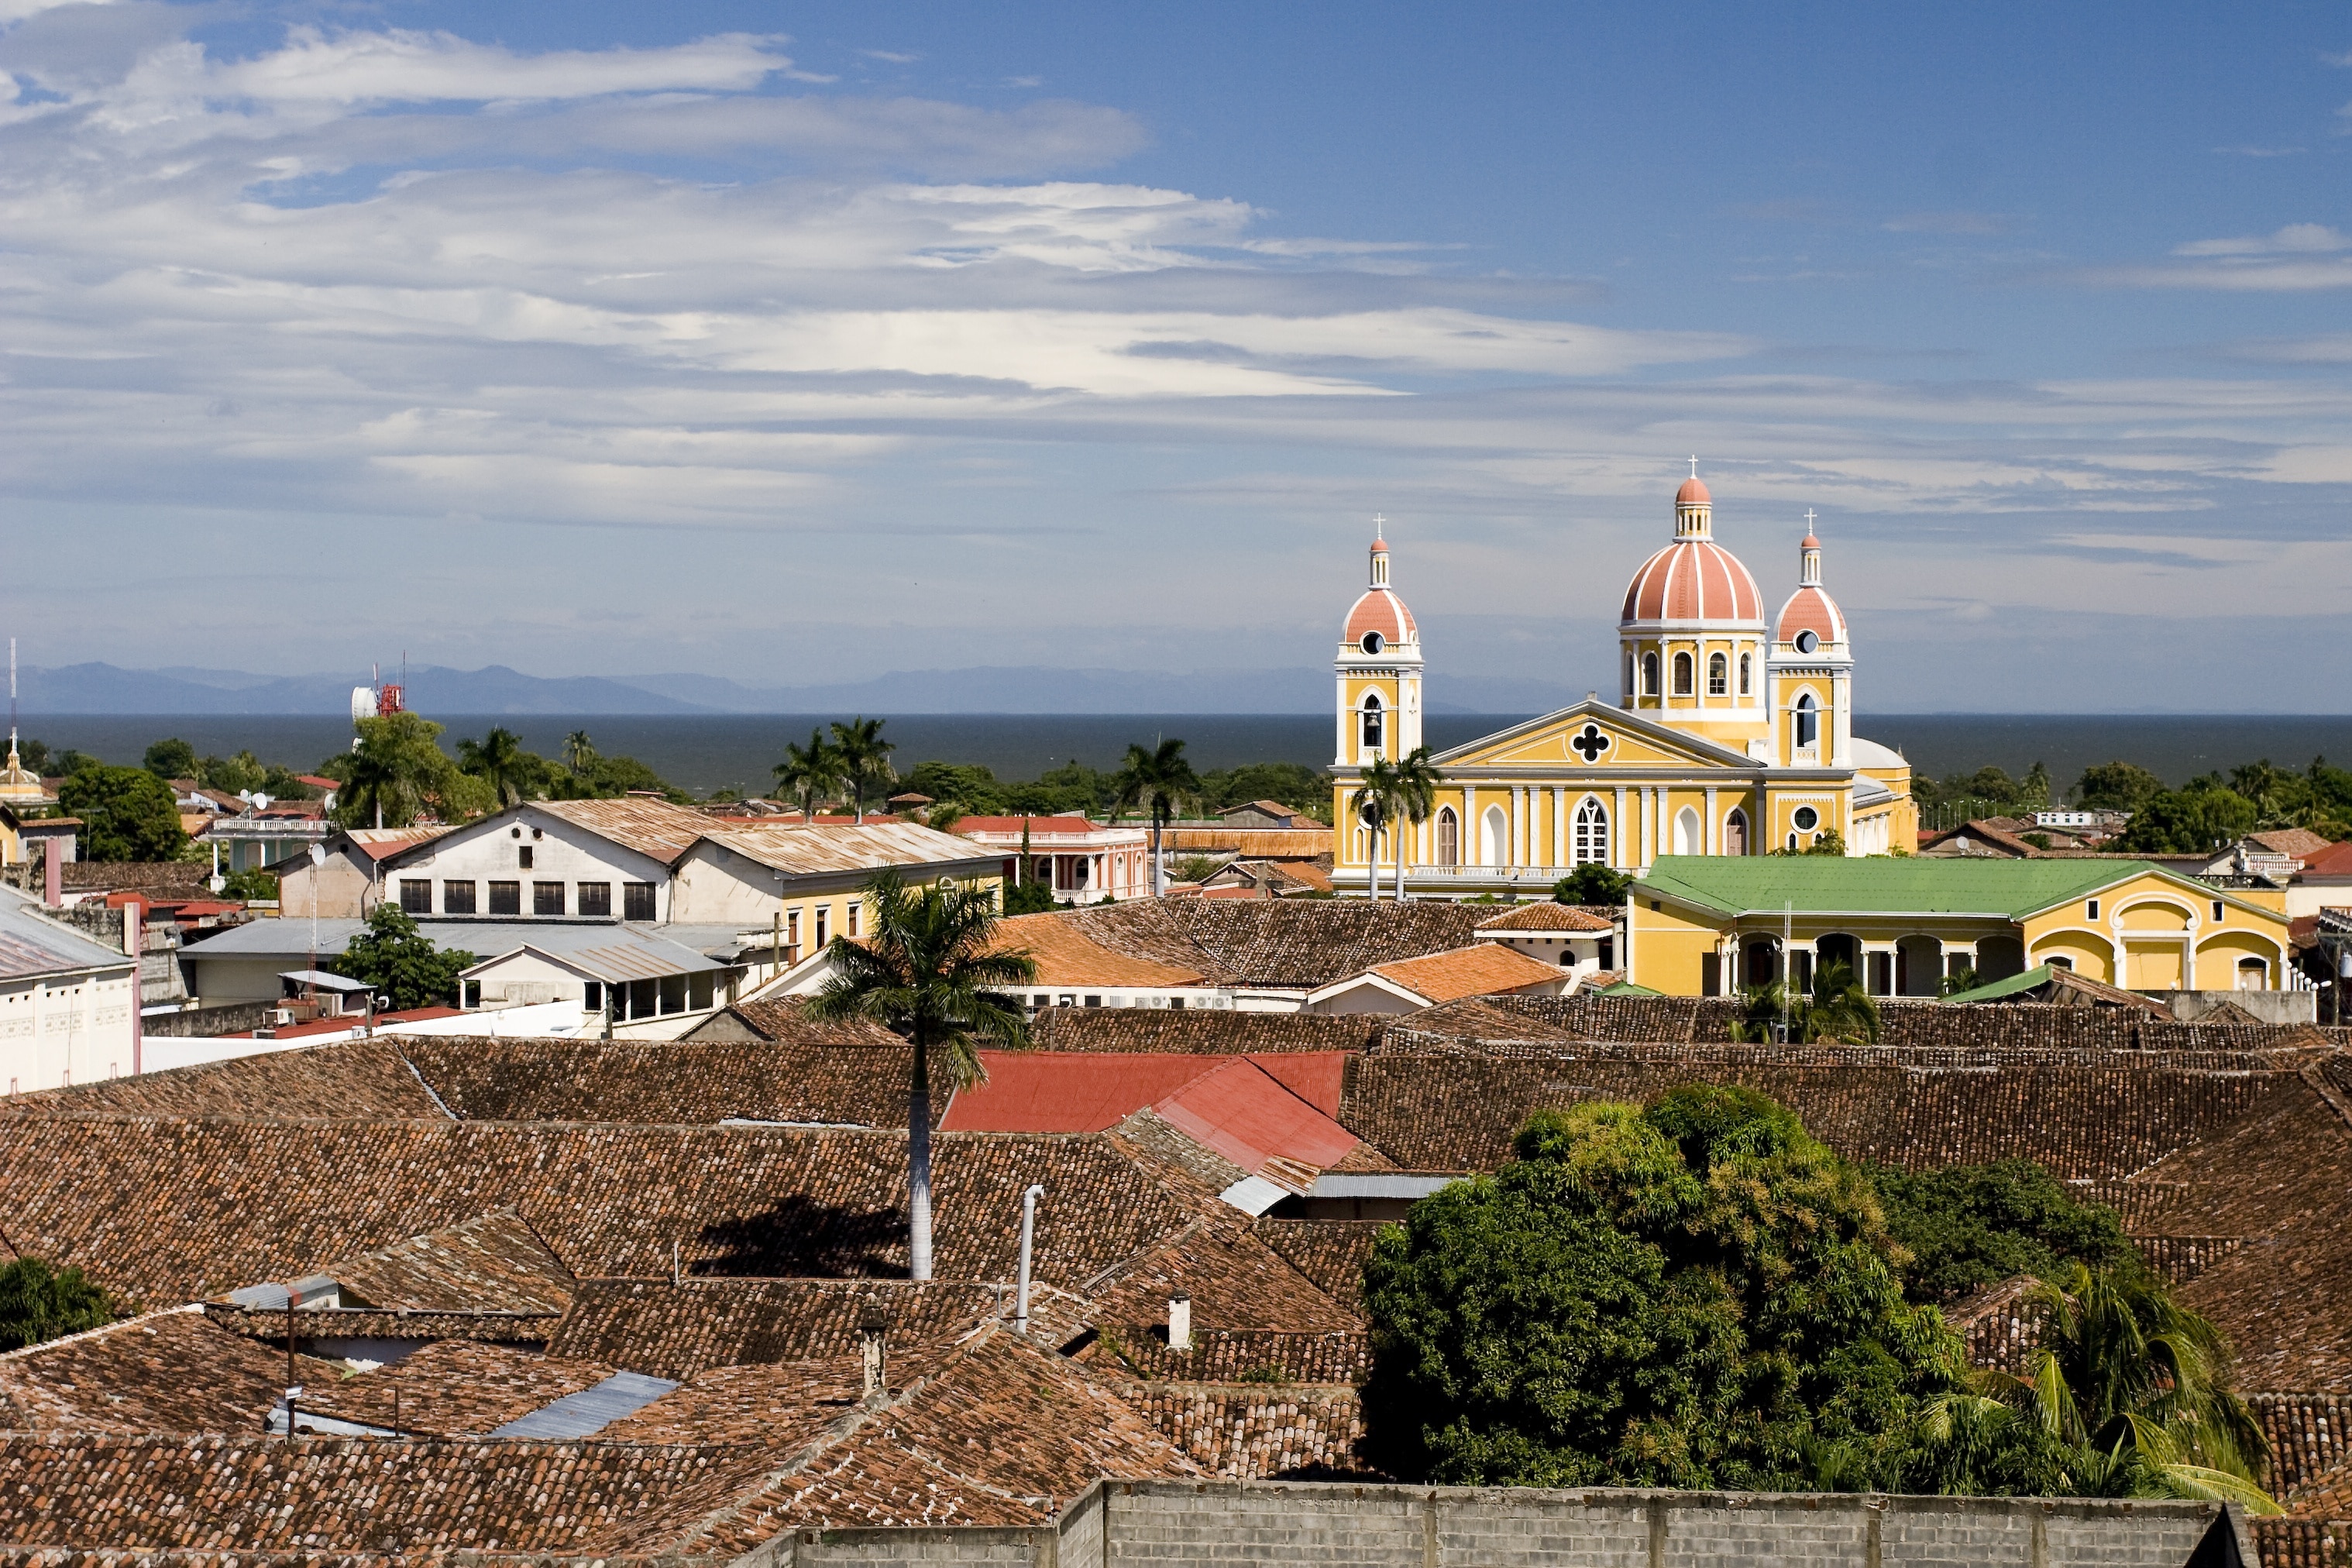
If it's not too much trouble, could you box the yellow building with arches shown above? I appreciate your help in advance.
[1332,476,1918,897]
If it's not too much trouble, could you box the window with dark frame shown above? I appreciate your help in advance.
[1707,652,1728,696]
[400,879,431,914]
[578,882,611,917]
[518,845,533,870]
[533,881,565,916]
[1673,652,1694,696]
[623,882,655,921]
[487,880,521,916]
[442,880,477,915]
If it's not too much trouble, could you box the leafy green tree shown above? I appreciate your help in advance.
[1385,746,1442,903]
[1726,961,1876,1044]
[331,903,476,1010]
[804,868,1036,1279]
[2073,762,2165,812]
[456,726,543,808]
[774,729,845,820]
[563,753,683,802]
[12,736,52,775]
[53,748,101,778]
[2113,786,2257,854]
[198,750,268,795]
[562,731,597,777]
[1553,864,1634,905]
[1871,1160,2134,1307]
[1353,755,1402,900]
[58,766,187,861]
[143,738,198,779]
[0,1257,118,1350]
[1197,760,1332,814]
[829,717,896,822]
[1112,738,1201,897]
[1360,1086,2000,1491]
[897,760,1009,817]
[1987,1264,2274,1510]
[219,868,280,902]
[337,713,461,828]
[1001,877,1059,916]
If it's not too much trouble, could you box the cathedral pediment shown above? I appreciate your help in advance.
[1432,700,1759,773]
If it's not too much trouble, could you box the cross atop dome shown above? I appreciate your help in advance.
[1673,462,1713,536]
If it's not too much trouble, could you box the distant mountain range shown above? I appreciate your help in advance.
[19,662,1580,717]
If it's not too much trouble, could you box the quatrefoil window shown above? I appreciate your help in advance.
[1570,724,1611,763]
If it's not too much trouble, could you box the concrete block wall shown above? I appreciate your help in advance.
[761,1478,2250,1567]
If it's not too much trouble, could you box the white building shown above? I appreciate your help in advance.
[948,815,1150,905]
[0,884,139,1094]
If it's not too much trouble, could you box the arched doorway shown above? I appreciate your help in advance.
[1435,806,1460,867]
[1724,808,1749,857]
[1480,803,1508,866]
[1796,692,1819,751]
[1976,935,2026,982]
[1673,806,1700,856]
[1743,936,1781,989]
[1816,933,1860,979]
[1896,935,1942,997]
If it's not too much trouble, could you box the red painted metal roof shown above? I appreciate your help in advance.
[943,1050,1359,1174]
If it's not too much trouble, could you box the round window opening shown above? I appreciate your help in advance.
[1793,806,1820,831]
[1794,629,1819,655]
[1360,631,1384,655]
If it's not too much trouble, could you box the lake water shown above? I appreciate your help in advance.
[26,712,2352,797]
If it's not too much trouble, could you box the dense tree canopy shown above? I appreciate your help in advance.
[57,765,187,861]
[0,1257,117,1350]
[332,903,476,1010]
[1872,1160,2134,1306]
[1362,1086,2020,1492]
[142,737,198,779]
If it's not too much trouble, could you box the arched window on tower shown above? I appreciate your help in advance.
[1738,653,1752,696]
[1673,652,1694,696]
[1573,796,1610,866]
[1360,692,1384,755]
[1796,692,1819,750]
[1436,806,1460,867]
[1642,652,1659,698]
[1707,652,1728,696]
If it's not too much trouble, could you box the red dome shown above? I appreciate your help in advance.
[1776,585,1847,645]
[1676,476,1711,507]
[1620,539,1762,624]
[1346,587,1416,645]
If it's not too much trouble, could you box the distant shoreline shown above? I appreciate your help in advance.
[22,712,2352,797]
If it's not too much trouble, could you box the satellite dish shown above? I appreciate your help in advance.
[351,686,379,723]
[253,793,272,812]
[308,843,326,866]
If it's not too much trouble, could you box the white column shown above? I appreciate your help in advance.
[1553,787,1567,867]
[1705,785,1719,856]
[1463,786,1477,865]
[1614,785,1629,868]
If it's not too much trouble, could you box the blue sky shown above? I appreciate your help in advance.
[1,1,2347,709]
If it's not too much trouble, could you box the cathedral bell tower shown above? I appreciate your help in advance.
[1334,524,1422,768]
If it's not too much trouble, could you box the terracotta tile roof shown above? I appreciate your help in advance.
[300,1339,616,1436]
[0,1121,1209,1307]
[0,1431,776,1556]
[1081,1219,1360,1336]
[2256,1394,2352,1496]
[1251,1220,1387,1315]
[397,1034,944,1128]
[0,1038,448,1123]
[1099,1329,1368,1387]
[1050,899,1493,990]
[1361,942,1569,1005]
[58,861,210,895]
[1028,1008,1385,1054]
[951,815,1114,835]
[596,1359,859,1449]
[322,1209,576,1312]
[207,1303,557,1346]
[533,796,718,864]
[1119,1383,1364,1480]
[2254,828,2336,863]
[545,1278,1075,1382]
[0,1308,347,1435]
[992,911,1205,988]
[691,996,907,1047]
[701,820,996,876]
[1474,901,1616,934]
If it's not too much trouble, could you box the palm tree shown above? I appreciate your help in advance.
[1111,738,1201,898]
[1355,755,1402,902]
[1806,958,1880,1044]
[829,717,896,823]
[1989,1263,2276,1511]
[804,868,1037,1280]
[1388,745,1442,903]
[457,726,534,810]
[774,730,843,823]
[337,713,448,830]
[562,731,597,777]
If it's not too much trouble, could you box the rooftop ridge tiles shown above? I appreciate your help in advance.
[0,1302,206,1364]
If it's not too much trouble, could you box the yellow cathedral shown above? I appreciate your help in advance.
[1331,474,1919,896]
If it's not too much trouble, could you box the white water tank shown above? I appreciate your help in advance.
[350,686,379,723]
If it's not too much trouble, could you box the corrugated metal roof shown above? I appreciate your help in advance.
[534,799,716,865]
[0,889,135,982]
[487,1370,679,1439]
[702,821,998,877]
[459,925,727,982]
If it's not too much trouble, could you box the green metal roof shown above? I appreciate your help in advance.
[1597,980,1663,995]
[1943,965,2058,1004]
[1635,855,2161,919]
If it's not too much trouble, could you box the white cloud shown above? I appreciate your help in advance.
[1883,211,2020,236]
[0,0,107,21]
[194,27,804,106]
[2076,225,2352,290]
[2173,223,2349,256]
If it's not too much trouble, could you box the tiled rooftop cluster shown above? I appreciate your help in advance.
[1029,1008,1387,1054]
[1057,899,1493,989]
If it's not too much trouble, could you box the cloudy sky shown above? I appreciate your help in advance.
[1,0,2347,710]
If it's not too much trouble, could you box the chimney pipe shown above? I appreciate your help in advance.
[1167,1292,1191,1353]
[1013,1183,1044,1334]
[858,1303,888,1402]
